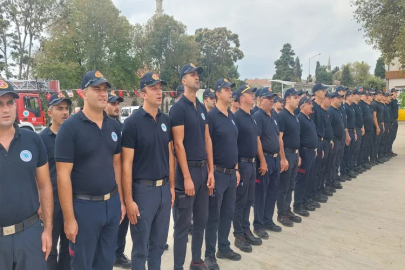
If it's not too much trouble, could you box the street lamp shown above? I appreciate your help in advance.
[308,53,321,83]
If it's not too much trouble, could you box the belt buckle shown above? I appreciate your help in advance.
[295,150,298,154]
[156,179,163,187]
[273,153,278,157]
[3,225,16,236]
[104,193,111,201]
[252,157,255,162]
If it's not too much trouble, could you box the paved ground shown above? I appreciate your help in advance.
[115,122,405,270]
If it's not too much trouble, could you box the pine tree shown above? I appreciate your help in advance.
[374,57,386,79]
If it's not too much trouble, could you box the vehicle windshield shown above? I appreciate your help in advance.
[121,109,129,117]
[23,96,41,117]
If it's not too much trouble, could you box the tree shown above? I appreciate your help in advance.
[363,75,386,90]
[293,57,302,80]
[315,66,333,85]
[352,0,405,69]
[331,66,340,75]
[374,57,386,79]
[272,43,298,92]
[351,61,371,86]
[315,61,321,79]
[195,27,244,88]
[341,65,353,86]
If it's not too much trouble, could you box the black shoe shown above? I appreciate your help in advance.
[190,260,209,270]
[189,225,193,235]
[340,174,350,180]
[216,249,241,261]
[325,185,336,193]
[333,181,343,189]
[320,189,333,196]
[313,194,328,203]
[294,205,310,217]
[114,255,132,269]
[253,228,269,240]
[303,202,316,211]
[263,222,282,232]
[234,235,252,253]
[277,214,294,227]
[307,197,321,208]
[348,172,357,178]
[204,254,219,270]
[244,230,262,245]
[286,210,302,223]
[165,243,169,250]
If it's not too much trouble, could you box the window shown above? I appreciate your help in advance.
[121,108,129,117]
[23,96,41,117]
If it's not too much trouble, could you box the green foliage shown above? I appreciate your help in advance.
[272,43,299,92]
[399,91,405,109]
[315,66,333,85]
[374,57,386,79]
[351,61,371,86]
[315,61,321,78]
[341,65,353,86]
[363,75,386,90]
[352,0,405,69]
[293,57,302,80]
[195,27,244,88]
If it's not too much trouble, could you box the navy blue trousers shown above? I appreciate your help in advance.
[130,182,171,270]
[371,123,383,161]
[306,140,323,198]
[115,215,129,258]
[173,164,208,270]
[331,137,344,182]
[69,192,120,270]
[253,155,280,229]
[205,170,236,256]
[359,131,372,165]
[0,220,47,270]
[295,148,315,206]
[276,152,299,214]
[318,140,332,191]
[233,161,255,235]
[322,141,334,187]
[390,121,398,152]
[352,128,362,167]
[47,198,70,270]
[341,130,355,174]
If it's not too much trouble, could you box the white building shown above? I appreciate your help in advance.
[386,58,405,90]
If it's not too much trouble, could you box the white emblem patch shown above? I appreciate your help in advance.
[254,119,257,124]
[111,132,118,142]
[161,123,167,132]
[274,119,278,125]
[232,120,235,125]
[201,113,205,120]
[23,110,29,117]
[296,118,299,122]
[20,150,32,162]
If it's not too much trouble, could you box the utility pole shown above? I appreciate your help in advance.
[308,53,321,83]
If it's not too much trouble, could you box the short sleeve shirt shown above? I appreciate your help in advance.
[169,95,207,161]
[339,104,347,128]
[390,99,398,120]
[310,101,325,138]
[322,108,334,141]
[234,108,258,159]
[352,103,364,128]
[344,103,356,129]
[327,106,345,138]
[277,108,300,149]
[122,107,172,180]
[254,109,280,154]
[207,107,238,168]
[0,125,47,227]
[39,127,57,191]
[55,111,121,195]
[383,104,391,123]
[297,112,318,149]
[359,100,374,131]
[371,101,384,123]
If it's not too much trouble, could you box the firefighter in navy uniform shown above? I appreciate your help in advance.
[39,93,72,270]
[0,80,53,269]
[351,90,365,174]
[336,87,351,182]
[381,93,392,161]
[358,91,374,170]
[341,90,357,180]
[370,90,384,164]
[389,88,399,157]
[272,97,284,118]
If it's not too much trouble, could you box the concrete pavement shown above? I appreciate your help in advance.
[115,122,405,270]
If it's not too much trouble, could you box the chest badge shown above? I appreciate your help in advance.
[161,123,167,132]
[111,132,118,142]
[232,120,235,125]
[296,118,299,122]
[274,119,278,125]
[254,119,257,124]
[20,150,32,162]
[201,113,205,120]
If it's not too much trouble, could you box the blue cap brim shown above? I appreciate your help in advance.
[49,98,72,106]
[88,78,112,89]
[108,96,124,103]
[222,82,236,88]
[0,91,19,99]
[204,93,215,98]
[261,92,278,98]
[147,80,167,87]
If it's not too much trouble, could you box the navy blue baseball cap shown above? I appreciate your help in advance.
[140,72,167,89]
[335,86,345,92]
[352,89,361,95]
[383,92,390,97]
[391,88,398,93]
[274,96,284,103]
[81,70,111,90]
[330,92,343,99]
[299,96,312,107]
[312,83,328,93]
[179,63,203,80]
[255,88,262,98]
[361,90,371,96]
[177,85,184,96]
[232,91,238,99]
[0,80,19,99]
[108,93,123,103]
[346,90,353,96]
[234,85,257,101]
[48,92,72,106]
[214,78,236,92]
[259,87,277,98]
[297,89,308,96]
[284,88,298,99]
[325,92,332,98]
[203,88,215,99]
[375,90,383,95]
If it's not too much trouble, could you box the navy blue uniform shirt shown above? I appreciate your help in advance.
[234,108,258,159]
[254,108,280,154]
[297,112,318,149]
[55,111,121,195]
[352,102,364,128]
[383,104,391,123]
[344,103,356,129]
[252,106,259,115]
[339,104,347,128]
[208,107,238,168]
[122,107,172,180]
[327,106,345,138]
[359,100,374,131]
[390,99,398,121]
[277,108,300,149]
[170,95,207,161]
[322,108,334,141]
[0,124,47,227]
[39,127,57,191]
[310,100,325,138]
[371,101,384,123]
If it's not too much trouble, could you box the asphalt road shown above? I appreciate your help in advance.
[115,122,405,270]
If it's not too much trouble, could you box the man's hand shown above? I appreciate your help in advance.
[207,172,215,196]
[355,134,358,141]
[64,219,78,243]
[361,127,365,136]
[331,141,334,150]
[322,150,325,159]
[41,228,52,260]
[184,176,195,196]
[126,200,140,225]
[258,161,268,176]
[298,156,302,167]
[345,135,351,146]
[280,158,289,172]
[120,203,126,224]
[38,207,43,221]
[376,128,381,136]
[236,171,240,187]
[170,187,175,207]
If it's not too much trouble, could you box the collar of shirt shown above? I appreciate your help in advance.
[139,106,162,118]
[259,108,272,118]
[77,110,108,123]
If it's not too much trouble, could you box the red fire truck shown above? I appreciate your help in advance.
[9,80,60,132]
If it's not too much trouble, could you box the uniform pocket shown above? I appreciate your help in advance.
[131,211,147,232]
[69,241,77,260]
[175,192,191,209]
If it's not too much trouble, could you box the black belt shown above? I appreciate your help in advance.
[1,213,39,236]
[239,157,255,163]
[301,147,316,151]
[318,137,323,141]
[334,136,342,140]
[264,151,278,157]
[134,178,168,187]
[187,160,206,167]
[347,128,355,131]
[73,187,118,201]
[284,148,299,154]
[215,166,235,175]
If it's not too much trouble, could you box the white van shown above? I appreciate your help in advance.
[121,106,139,123]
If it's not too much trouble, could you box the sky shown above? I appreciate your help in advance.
[112,0,380,81]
